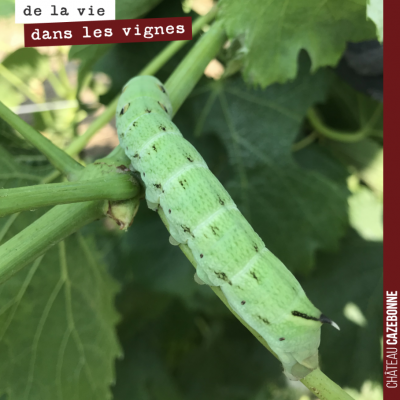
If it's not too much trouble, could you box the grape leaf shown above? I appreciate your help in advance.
[175,60,349,273]
[218,0,377,87]
[0,146,121,400]
[367,0,383,42]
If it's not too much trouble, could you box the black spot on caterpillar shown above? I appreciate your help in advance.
[179,179,188,189]
[250,271,259,282]
[181,225,194,237]
[210,225,219,235]
[258,315,270,325]
[214,271,231,284]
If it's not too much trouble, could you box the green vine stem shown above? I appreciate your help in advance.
[0,101,83,179]
[165,19,226,113]
[307,104,383,143]
[0,173,139,218]
[291,131,318,152]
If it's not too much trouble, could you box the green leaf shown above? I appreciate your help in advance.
[113,300,191,400]
[367,0,383,42]
[68,0,163,95]
[301,229,382,388]
[218,0,376,87]
[0,146,121,400]
[176,59,349,273]
[0,48,50,107]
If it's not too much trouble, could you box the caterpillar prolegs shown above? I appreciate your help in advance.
[116,75,339,380]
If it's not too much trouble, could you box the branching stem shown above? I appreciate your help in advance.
[0,101,83,179]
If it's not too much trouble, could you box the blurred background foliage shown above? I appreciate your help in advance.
[0,0,383,399]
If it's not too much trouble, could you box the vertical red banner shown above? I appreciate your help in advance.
[384,1,398,399]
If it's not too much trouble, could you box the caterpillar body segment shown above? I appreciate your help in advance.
[116,75,338,380]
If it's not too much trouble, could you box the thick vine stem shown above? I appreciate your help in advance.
[0,101,83,179]
[302,369,354,400]
[0,174,139,218]
[165,19,226,113]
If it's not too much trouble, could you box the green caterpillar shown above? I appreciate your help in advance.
[116,75,339,380]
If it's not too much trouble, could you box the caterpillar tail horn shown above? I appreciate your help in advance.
[319,314,340,331]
